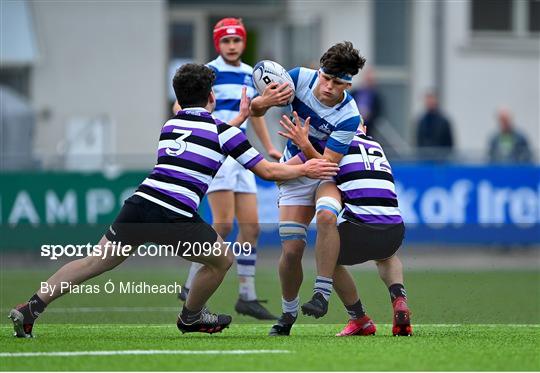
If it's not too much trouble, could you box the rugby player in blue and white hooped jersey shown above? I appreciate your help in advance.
[175,18,282,320]
[8,64,338,338]
[250,42,367,335]
[280,113,413,336]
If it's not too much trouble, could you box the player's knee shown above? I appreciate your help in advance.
[279,221,308,244]
[84,255,115,274]
[211,249,234,272]
[316,209,337,226]
[376,255,401,269]
[223,241,236,269]
[214,222,234,238]
[239,223,260,243]
[281,245,304,265]
[315,197,341,226]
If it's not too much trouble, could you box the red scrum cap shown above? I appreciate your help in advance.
[213,18,247,52]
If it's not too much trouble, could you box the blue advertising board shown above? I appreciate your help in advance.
[219,164,539,246]
[1,165,538,250]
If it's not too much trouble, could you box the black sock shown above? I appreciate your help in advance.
[22,294,47,323]
[345,299,366,319]
[389,283,407,302]
[180,305,202,323]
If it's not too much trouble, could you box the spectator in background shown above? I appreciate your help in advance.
[488,107,532,163]
[350,67,383,135]
[415,91,454,160]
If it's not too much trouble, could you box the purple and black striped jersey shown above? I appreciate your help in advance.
[135,108,263,217]
[299,131,402,225]
[336,132,402,225]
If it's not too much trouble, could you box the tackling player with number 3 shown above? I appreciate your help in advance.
[8,64,339,338]
[176,18,282,320]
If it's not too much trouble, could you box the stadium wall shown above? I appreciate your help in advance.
[17,0,539,171]
[286,0,373,66]
[29,1,168,169]
[442,0,539,158]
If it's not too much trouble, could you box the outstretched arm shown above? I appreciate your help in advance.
[250,158,339,182]
[219,123,337,182]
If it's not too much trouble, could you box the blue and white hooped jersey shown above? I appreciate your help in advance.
[207,56,256,132]
[282,67,361,161]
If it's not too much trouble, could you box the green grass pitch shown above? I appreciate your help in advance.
[1,267,539,370]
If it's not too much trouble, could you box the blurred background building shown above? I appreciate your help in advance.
[2,0,538,170]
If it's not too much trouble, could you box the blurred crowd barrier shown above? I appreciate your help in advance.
[1,164,538,250]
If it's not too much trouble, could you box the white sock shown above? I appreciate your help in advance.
[237,246,257,300]
[282,296,299,317]
[239,276,256,301]
[314,275,333,301]
[184,262,203,289]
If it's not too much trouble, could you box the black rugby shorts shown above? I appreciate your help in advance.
[105,195,218,251]
[337,217,405,266]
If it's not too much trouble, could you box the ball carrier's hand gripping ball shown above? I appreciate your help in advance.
[252,60,295,106]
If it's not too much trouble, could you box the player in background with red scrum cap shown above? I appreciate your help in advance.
[175,18,281,320]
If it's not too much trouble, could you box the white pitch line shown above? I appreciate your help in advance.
[0,349,291,358]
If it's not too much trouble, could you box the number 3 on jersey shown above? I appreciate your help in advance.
[165,129,192,156]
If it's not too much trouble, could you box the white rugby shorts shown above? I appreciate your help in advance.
[207,156,257,194]
[277,176,320,206]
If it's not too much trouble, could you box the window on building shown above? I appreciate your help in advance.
[471,0,539,36]
[471,0,512,31]
[374,0,410,66]
[373,0,411,139]
[170,23,194,59]
[168,22,195,102]
[529,0,540,32]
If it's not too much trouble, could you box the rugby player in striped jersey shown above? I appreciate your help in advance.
[277,111,412,336]
[174,18,282,320]
[8,64,338,338]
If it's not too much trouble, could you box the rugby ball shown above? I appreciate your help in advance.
[252,60,295,105]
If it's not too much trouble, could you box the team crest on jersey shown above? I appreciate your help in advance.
[243,75,252,86]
